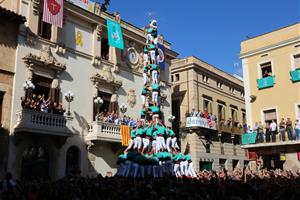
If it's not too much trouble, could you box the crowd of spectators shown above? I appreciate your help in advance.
[1,168,300,200]
[250,118,300,143]
[96,111,137,126]
[21,94,65,115]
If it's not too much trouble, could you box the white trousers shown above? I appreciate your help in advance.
[180,160,188,176]
[144,53,149,64]
[174,163,181,177]
[124,139,134,152]
[152,91,159,104]
[152,140,158,154]
[141,95,146,105]
[152,70,158,84]
[150,50,156,64]
[171,137,179,149]
[142,138,150,150]
[166,137,172,152]
[146,33,154,44]
[156,136,166,150]
[153,37,158,45]
[188,162,197,178]
[134,136,142,150]
[143,73,148,84]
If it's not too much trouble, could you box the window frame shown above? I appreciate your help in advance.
[261,107,278,124]
[202,75,209,84]
[257,60,274,79]
[290,52,300,70]
[0,91,4,126]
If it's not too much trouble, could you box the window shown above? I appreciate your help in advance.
[293,54,300,69]
[38,0,51,40]
[219,159,226,169]
[297,105,300,120]
[0,92,4,126]
[203,99,212,114]
[202,75,209,83]
[101,38,109,60]
[232,160,239,169]
[242,112,246,124]
[263,109,277,124]
[175,74,180,81]
[217,81,223,89]
[171,75,174,82]
[231,108,238,122]
[230,87,235,94]
[260,62,273,78]
[241,91,244,97]
[218,104,226,121]
[93,91,118,120]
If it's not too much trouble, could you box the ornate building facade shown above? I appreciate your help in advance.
[171,56,247,171]
[5,0,177,180]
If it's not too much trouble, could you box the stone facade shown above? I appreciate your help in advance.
[6,0,177,180]
[0,5,26,178]
[171,56,248,171]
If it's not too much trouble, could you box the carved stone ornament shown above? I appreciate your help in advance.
[24,27,37,47]
[22,45,66,72]
[123,41,143,70]
[90,71,122,92]
[96,25,103,42]
[113,12,121,23]
[127,89,136,108]
[55,44,66,56]
[91,56,101,67]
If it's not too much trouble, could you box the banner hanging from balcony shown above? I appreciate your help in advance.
[106,18,124,49]
[121,125,130,146]
[43,0,64,28]
[67,0,97,13]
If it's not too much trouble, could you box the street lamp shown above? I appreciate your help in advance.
[94,96,104,120]
[168,114,175,123]
[23,80,35,100]
[64,90,74,116]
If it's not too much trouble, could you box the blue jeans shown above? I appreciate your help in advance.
[287,129,294,140]
[296,129,300,140]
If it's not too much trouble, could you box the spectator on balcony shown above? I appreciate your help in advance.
[286,118,294,140]
[265,122,271,143]
[279,118,286,141]
[40,97,51,113]
[190,108,197,117]
[295,119,300,140]
[270,120,277,142]
[203,108,209,119]
[257,121,264,143]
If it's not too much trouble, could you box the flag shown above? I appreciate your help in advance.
[43,0,64,28]
[121,125,130,146]
[157,43,166,70]
[248,152,257,160]
[107,18,124,49]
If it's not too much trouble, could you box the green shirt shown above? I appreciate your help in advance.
[146,127,153,137]
[143,66,149,73]
[151,64,159,71]
[127,151,138,161]
[140,109,146,117]
[149,44,156,50]
[167,129,175,137]
[136,127,145,136]
[173,153,183,161]
[151,83,160,91]
[155,125,166,135]
[141,88,148,95]
[130,129,136,139]
[185,154,191,161]
[150,106,160,113]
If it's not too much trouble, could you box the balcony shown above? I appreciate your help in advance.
[86,121,122,143]
[14,109,71,137]
[257,76,275,89]
[218,122,243,135]
[185,117,216,130]
[290,69,300,82]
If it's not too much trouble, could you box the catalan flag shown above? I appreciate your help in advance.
[121,125,130,146]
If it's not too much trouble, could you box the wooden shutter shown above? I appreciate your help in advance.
[294,54,300,69]
[264,109,276,121]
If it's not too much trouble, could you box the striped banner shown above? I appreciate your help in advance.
[120,125,130,146]
[43,0,64,28]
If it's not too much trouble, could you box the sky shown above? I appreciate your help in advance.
[108,0,300,76]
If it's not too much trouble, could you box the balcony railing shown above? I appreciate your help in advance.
[218,122,243,134]
[86,121,122,143]
[290,69,300,82]
[257,76,275,89]
[14,109,71,137]
[185,117,216,130]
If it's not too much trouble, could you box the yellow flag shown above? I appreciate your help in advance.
[121,125,130,146]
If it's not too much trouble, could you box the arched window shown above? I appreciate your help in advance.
[66,146,80,176]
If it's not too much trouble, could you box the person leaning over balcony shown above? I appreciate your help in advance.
[257,122,264,143]
[286,118,294,140]
[295,119,300,140]
[279,118,286,142]
[265,122,271,143]
[270,120,277,142]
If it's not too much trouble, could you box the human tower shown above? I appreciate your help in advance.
[117,20,196,178]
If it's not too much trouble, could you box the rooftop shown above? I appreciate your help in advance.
[0,6,26,24]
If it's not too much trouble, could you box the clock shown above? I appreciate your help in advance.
[127,48,139,65]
